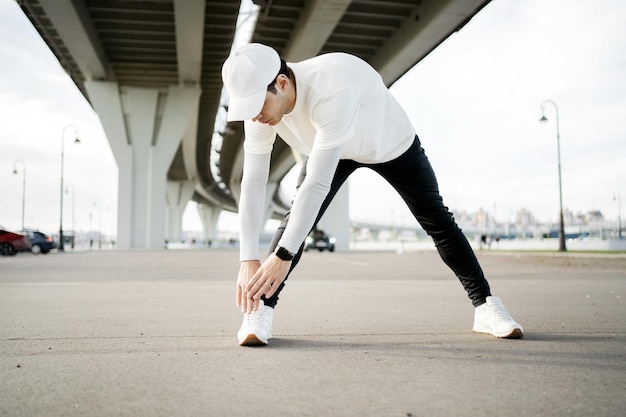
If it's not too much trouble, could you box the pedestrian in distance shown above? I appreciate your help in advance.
[221,43,523,346]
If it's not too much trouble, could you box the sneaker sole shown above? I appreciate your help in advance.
[239,334,268,346]
[473,328,524,339]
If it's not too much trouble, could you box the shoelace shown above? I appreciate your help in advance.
[489,302,513,321]
[243,308,267,327]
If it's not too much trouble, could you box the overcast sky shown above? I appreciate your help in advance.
[1,0,625,236]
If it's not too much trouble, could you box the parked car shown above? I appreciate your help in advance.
[304,229,336,252]
[21,229,57,254]
[0,227,30,256]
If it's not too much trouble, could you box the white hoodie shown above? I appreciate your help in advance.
[239,52,416,260]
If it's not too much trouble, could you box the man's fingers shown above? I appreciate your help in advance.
[244,280,271,313]
[265,281,278,299]
[246,273,266,296]
[242,257,289,311]
[238,285,253,313]
[249,279,274,302]
[241,287,254,313]
[246,297,253,313]
[237,259,262,313]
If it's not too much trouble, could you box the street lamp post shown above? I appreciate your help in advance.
[539,99,567,252]
[615,192,622,240]
[93,199,102,249]
[59,125,80,252]
[12,160,26,231]
[89,211,93,249]
[65,183,76,249]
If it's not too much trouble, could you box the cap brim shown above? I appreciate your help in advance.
[226,89,267,122]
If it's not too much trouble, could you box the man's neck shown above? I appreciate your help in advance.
[286,67,297,114]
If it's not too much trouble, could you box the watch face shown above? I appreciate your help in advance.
[277,247,294,260]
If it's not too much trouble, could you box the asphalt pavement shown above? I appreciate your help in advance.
[1,248,625,417]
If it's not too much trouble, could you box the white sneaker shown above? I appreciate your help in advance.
[473,296,523,339]
[237,300,274,346]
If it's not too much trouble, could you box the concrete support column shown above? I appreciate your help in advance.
[84,81,201,249]
[197,203,221,244]
[166,180,195,243]
[318,183,350,250]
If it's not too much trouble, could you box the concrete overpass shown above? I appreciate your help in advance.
[17,0,491,249]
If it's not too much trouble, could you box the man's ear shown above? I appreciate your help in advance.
[277,74,289,91]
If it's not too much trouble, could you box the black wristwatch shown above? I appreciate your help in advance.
[275,246,295,261]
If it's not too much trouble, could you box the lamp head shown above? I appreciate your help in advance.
[74,137,81,144]
[539,114,548,123]
[12,168,18,175]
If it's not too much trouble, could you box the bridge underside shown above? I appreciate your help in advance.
[19,0,491,248]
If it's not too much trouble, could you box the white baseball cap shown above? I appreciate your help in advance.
[221,43,281,122]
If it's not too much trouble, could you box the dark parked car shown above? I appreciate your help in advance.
[0,227,30,256]
[304,229,336,252]
[22,229,57,254]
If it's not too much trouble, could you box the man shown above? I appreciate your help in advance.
[221,43,523,346]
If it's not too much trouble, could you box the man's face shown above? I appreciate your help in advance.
[252,77,290,126]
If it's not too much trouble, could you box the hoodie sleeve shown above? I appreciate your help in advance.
[276,142,346,253]
[238,151,271,261]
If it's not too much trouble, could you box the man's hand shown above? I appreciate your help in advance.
[237,260,261,313]
[241,254,291,314]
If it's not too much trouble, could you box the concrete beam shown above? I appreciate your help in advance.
[37,0,109,80]
[173,0,205,183]
[181,109,199,181]
[370,0,489,85]
[174,0,206,84]
[282,0,352,61]
[197,203,221,243]
[85,81,201,248]
[166,180,196,242]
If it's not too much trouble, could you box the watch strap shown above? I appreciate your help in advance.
[275,246,295,261]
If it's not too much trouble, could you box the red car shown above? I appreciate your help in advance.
[0,227,30,256]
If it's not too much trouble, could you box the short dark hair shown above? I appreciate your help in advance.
[267,59,290,94]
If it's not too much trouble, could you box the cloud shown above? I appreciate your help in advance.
[384,0,626,224]
[1,0,625,235]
